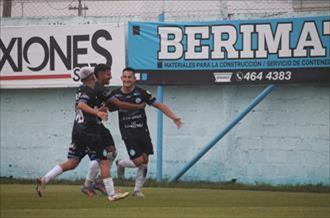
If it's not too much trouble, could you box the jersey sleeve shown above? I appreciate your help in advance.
[99,87,111,101]
[142,88,157,105]
[105,89,119,111]
[77,90,90,104]
[108,101,119,112]
[99,88,115,105]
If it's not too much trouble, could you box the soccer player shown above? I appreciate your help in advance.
[113,67,183,197]
[81,64,146,197]
[36,67,129,201]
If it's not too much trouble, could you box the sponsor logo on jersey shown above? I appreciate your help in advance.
[135,97,142,104]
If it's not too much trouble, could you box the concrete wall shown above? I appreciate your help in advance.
[1,7,329,185]
[1,84,329,185]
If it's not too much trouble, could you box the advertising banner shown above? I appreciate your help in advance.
[0,24,125,88]
[128,16,330,85]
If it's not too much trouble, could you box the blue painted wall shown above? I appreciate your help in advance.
[1,12,329,185]
[1,84,329,185]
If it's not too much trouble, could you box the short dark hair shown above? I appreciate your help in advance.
[94,64,110,77]
[122,67,135,74]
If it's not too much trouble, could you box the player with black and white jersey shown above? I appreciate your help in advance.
[114,67,183,197]
[36,67,130,202]
[113,85,155,134]
[81,64,146,197]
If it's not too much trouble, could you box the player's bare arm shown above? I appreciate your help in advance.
[77,102,108,121]
[108,98,146,110]
[152,102,183,128]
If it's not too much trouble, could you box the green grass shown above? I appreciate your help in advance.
[1,177,329,193]
[1,184,329,218]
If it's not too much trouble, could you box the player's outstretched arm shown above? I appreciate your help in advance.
[108,98,146,110]
[152,102,183,128]
[77,102,108,121]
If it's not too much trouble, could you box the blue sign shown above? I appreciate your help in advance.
[128,16,330,84]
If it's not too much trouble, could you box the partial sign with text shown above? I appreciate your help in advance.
[0,24,125,88]
[128,16,330,85]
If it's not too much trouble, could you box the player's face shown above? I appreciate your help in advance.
[98,70,112,85]
[121,70,136,88]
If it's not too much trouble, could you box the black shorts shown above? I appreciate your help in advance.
[97,124,115,148]
[122,129,154,159]
[68,129,108,161]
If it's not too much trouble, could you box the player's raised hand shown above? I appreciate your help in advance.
[173,117,183,129]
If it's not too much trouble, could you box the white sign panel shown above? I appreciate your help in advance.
[0,23,125,88]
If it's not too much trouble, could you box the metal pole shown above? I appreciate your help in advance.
[3,0,12,18]
[169,84,275,183]
[78,0,82,17]
[156,12,165,182]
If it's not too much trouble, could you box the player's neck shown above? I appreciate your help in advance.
[84,81,95,89]
[121,85,135,94]
[97,80,107,87]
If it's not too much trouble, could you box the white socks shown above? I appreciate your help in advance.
[103,177,115,197]
[84,151,117,187]
[134,164,148,193]
[84,160,100,187]
[42,165,63,184]
[118,159,147,192]
[118,159,136,168]
[107,151,117,169]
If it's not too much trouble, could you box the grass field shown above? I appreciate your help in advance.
[1,184,329,218]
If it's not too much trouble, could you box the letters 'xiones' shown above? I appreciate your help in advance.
[0,29,112,72]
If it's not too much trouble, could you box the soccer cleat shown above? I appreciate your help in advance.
[81,185,96,197]
[116,160,125,180]
[108,191,130,201]
[93,180,107,195]
[36,178,46,197]
[132,191,145,198]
